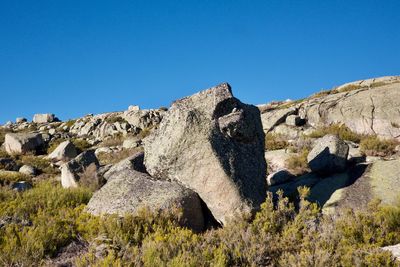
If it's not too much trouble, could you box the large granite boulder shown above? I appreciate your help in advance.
[307,134,349,175]
[86,153,204,232]
[4,133,44,155]
[47,140,78,162]
[144,83,267,225]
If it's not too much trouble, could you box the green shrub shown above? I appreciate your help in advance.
[265,133,289,151]
[360,136,398,157]
[0,181,93,266]
[308,124,364,143]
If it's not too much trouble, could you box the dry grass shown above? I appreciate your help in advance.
[307,124,364,143]
[97,147,143,165]
[265,133,289,151]
[285,149,310,175]
[360,136,399,157]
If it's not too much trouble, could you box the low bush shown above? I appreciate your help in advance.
[105,116,128,124]
[1,183,400,266]
[265,133,289,151]
[100,133,125,147]
[360,136,398,157]
[71,138,92,153]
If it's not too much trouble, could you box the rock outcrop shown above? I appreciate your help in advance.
[4,133,44,155]
[260,76,400,140]
[144,83,267,225]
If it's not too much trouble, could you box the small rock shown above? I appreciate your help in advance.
[16,117,27,123]
[12,181,33,192]
[0,158,20,171]
[128,105,140,111]
[48,128,56,135]
[307,134,349,175]
[19,165,37,176]
[33,113,57,124]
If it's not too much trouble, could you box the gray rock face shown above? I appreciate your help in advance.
[260,76,400,141]
[102,152,146,181]
[47,140,78,162]
[19,165,37,176]
[33,113,56,123]
[86,153,204,232]
[61,150,99,188]
[144,83,267,225]
[4,133,44,155]
[307,135,349,175]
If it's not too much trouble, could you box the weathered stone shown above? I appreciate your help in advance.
[285,115,304,126]
[16,117,27,123]
[260,107,296,132]
[265,149,294,173]
[86,154,204,232]
[307,135,349,175]
[33,113,56,123]
[4,133,44,155]
[128,105,140,111]
[19,165,37,176]
[103,152,146,181]
[144,83,266,225]
[61,150,99,188]
[122,137,141,149]
[47,140,78,162]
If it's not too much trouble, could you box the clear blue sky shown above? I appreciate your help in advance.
[1,1,399,123]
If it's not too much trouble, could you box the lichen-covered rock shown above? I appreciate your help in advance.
[267,170,294,186]
[4,133,44,155]
[47,140,78,162]
[144,83,266,225]
[86,153,204,232]
[307,134,349,175]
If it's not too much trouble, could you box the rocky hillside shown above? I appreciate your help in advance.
[1,76,400,265]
